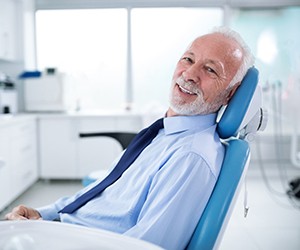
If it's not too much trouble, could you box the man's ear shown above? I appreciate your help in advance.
[223,82,241,105]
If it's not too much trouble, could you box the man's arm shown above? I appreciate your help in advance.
[5,176,105,221]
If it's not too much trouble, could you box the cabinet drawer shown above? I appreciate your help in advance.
[10,120,36,138]
[11,134,36,165]
[11,161,38,199]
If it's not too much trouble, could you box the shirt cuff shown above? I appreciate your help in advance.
[37,204,60,221]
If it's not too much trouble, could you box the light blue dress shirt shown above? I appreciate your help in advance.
[38,114,225,250]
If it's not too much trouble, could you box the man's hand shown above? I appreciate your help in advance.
[5,205,42,220]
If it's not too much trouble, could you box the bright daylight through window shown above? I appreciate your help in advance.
[36,8,223,112]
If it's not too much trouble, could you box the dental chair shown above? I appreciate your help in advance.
[80,67,267,249]
[186,67,267,250]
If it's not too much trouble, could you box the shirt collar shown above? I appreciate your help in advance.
[163,113,217,135]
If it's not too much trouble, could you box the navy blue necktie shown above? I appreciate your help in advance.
[59,118,164,214]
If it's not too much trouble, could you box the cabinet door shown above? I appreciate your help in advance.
[10,120,38,198]
[38,115,143,179]
[0,127,11,211]
[39,118,78,179]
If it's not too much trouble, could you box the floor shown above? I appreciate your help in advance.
[1,167,300,250]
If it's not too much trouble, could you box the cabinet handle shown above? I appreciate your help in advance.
[0,158,6,169]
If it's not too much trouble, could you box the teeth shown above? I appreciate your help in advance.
[179,85,194,95]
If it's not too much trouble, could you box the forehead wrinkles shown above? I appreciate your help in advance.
[190,34,243,60]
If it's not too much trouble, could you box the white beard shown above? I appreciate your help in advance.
[169,76,226,116]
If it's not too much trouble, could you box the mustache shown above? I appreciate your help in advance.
[176,76,202,95]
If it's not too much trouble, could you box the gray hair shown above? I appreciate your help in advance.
[210,26,255,89]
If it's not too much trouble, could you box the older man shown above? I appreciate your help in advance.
[6,27,254,250]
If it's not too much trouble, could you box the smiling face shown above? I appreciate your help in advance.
[168,33,244,117]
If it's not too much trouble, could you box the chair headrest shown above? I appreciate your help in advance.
[217,67,266,140]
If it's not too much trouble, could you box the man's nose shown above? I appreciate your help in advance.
[182,64,200,84]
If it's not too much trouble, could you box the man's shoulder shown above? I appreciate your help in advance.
[168,127,225,176]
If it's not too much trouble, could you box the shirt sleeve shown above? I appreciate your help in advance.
[124,151,218,250]
[37,152,125,221]
[37,174,110,221]
[37,196,73,221]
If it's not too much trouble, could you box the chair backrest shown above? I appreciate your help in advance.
[186,67,265,250]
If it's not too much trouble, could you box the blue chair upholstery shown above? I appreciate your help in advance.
[186,67,265,250]
[187,140,249,250]
[217,67,259,140]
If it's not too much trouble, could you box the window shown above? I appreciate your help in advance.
[229,7,300,134]
[36,9,127,111]
[131,8,223,111]
[36,7,223,112]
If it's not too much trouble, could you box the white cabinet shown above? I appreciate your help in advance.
[38,118,78,179]
[10,120,38,198]
[0,116,38,211]
[0,0,17,61]
[38,114,143,179]
[0,126,11,210]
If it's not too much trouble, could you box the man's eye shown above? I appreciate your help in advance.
[206,67,216,74]
[182,57,193,63]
